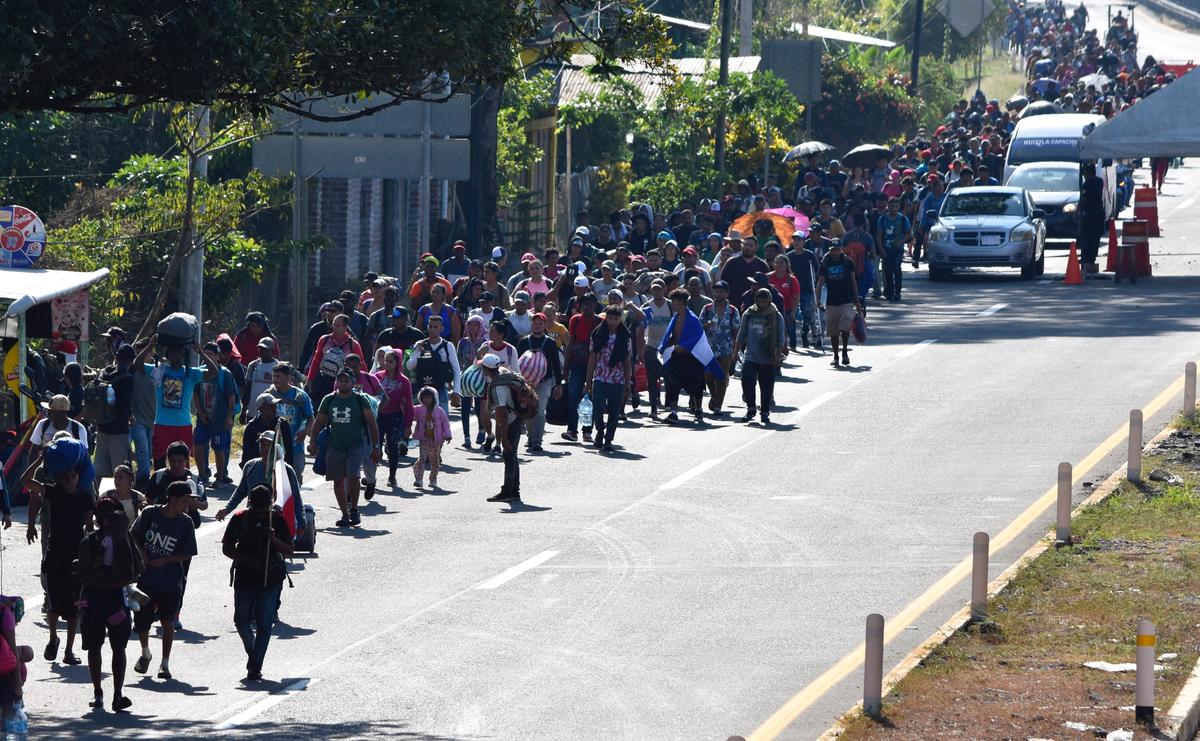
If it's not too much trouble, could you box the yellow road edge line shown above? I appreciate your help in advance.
[747,371,1188,741]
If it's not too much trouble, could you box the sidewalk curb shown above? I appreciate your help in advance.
[1139,0,1200,30]
[818,421,1180,740]
[1164,656,1200,739]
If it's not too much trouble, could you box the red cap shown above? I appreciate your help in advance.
[521,252,537,263]
[682,246,698,256]
[531,312,547,322]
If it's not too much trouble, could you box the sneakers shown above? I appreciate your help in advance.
[602,443,615,453]
[349,508,361,526]
[113,695,132,712]
[413,478,423,489]
[664,412,679,424]
[561,431,578,442]
[386,476,397,488]
[741,408,757,422]
[363,483,376,501]
[486,492,520,502]
[429,476,438,488]
[245,669,263,682]
[134,654,151,674]
[336,515,351,528]
[582,429,592,443]
[475,431,486,446]
[482,435,495,452]
[526,444,543,453]
[841,354,850,365]
[831,356,840,366]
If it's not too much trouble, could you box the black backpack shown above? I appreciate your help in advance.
[492,368,540,420]
[411,340,451,388]
[83,368,125,425]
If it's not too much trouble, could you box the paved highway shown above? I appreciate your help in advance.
[12,13,1200,741]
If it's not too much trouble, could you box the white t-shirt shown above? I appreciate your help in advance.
[246,358,279,403]
[32,417,88,450]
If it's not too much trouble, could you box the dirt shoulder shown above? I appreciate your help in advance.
[835,422,1200,740]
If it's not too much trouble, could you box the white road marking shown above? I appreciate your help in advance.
[474,550,559,590]
[896,339,937,358]
[976,303,1008,317]
[770,496,810,501]
[660,458,722,490]
[1164,197,1194,223]
[793,390,841,417]
[215,678,317,729]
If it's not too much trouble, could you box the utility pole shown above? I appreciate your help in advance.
[180,106,209,329]
[909,0,925,95]
[739,0,753,56]
[715,0,733,178]
[290,119,308,359]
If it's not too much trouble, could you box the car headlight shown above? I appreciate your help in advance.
[1061,203,1077,214]
[930,225,949,241]
[1010,227,1035,242]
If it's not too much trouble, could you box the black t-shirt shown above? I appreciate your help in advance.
[376,326,426,352]
[41,485,94,559]
[223,508,291,587]
[819,253,858,306]
[131,505,198,591]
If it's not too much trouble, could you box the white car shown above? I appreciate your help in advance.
[925,186,1047,281]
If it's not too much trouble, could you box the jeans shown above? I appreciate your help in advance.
[291,442,307,483]
[377,411,405,477]
[460,396,475,440]
[233,581,282,673]
[741,360,777,415]
[130,421,153,484]
[525,378,555,447]
[882,246,905,297]
[641,347,663,411]
[784,308,797,349]
[798,294,818,343]
[591,380,624,445]
[501,417,522,497]
[566,363,591,434]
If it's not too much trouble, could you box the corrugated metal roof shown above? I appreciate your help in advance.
[555,54,761,108]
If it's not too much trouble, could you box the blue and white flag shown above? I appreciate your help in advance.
[658,309,725,381]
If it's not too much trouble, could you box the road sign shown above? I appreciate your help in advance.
[252,135,470,181]
[937,0,995,37]
[0,205,45,269]
[269,94,472,137]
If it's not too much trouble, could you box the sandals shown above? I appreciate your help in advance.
[44,636,59,661]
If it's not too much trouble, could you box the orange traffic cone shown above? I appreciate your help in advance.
[1105,219,1118,272]
[1064,241,1085,285]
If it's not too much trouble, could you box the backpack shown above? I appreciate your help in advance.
[411,340,452,388]
[318,340,348,379]
[83,376,117,425]
[492,368,540,420]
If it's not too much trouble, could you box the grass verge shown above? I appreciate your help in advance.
[836,424,1200,739]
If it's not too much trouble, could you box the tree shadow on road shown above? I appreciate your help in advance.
[27,715,469,740]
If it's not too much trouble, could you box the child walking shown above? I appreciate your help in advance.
[408,386,452,488]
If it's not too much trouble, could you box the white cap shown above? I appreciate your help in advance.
[573,275,590,288]
[575,261,587,272]
[480,354,502,369]
[492,246,505,259]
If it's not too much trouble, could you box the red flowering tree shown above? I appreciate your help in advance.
[811,56,919,150]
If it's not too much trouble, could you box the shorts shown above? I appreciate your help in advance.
[324,443,364,482]
[133,582,183,634]
[41,555,80,619]
[193,423,232,452]
[152,424,193,462]
[826,303,857,337]
[93,431,131,478]
[80,590,132,651]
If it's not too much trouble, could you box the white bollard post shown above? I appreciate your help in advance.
[971,532,989,621]
[1056,462,1072,545]
[1136,619,1156,725]
[863,613,884,718]
[1186,362,1197,422]
[1128,409,1143,483]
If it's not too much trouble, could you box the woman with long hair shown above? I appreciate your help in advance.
[371,347,414,488]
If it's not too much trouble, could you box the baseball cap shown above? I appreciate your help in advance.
[257,337,276,350]
[601,260,616,271]
[256,393,277,410]
[43,394,70,412]
[513,291,530,304]
[335,368,356,381]
[422,255,440,266]
[656,230,672,241]
[573,275,590,288]
[480,354,502,369]
[452,242,466,251]
[258,430,276,443]
[531,312,547,322]
[713,280,729,290]
[392,306,409,318]
[521,252,537,264]
[681,246,697,257]
[492,246,506,259]
[101,326,125,339]
[363,271,379,282]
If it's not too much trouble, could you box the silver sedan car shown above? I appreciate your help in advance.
[926,186,1047,281]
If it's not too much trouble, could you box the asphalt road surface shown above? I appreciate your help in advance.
[13,19,1200,741]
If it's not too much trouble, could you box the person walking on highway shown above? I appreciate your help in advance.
[222,484,293,682]
[875,197,912,302]
[816,242,862,368]
[736,288,787,425]
[307,369,382,527]
[700,281,738,415]
[584,305,634,452]
[405,314,461,414]
[305,314,364,408]
[408,387,452,489]
[372,347,414,488]
[515,312,564,453]
[131,481,197,681]
[268,362,314,481]
[1078,162,1106,273]
[78,496,142,711]
[481,355,525,503]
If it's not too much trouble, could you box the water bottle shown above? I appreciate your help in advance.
[578,394,593,428]
[105,385,116,407]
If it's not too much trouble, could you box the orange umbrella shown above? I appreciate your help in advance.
[730,212,796,246]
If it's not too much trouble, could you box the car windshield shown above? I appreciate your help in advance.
[942,193,1026,217]
[1008,167,1079,192]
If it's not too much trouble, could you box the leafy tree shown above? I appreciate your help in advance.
[2,0,673,120]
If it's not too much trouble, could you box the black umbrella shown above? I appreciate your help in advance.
[782,141,835,162]
[1020,100,1064,118]
[840,144,892,170]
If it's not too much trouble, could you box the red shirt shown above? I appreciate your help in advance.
[768,273,801,312]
